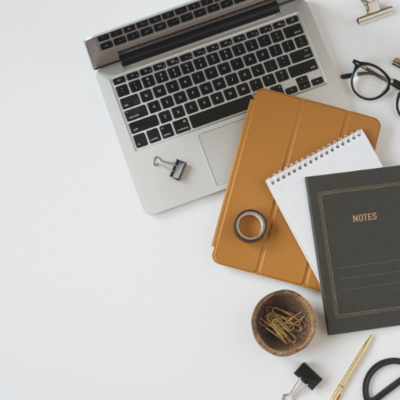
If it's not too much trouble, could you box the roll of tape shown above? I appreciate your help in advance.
[234,210,267,242]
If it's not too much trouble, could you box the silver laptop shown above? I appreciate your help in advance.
[85,0,350,214]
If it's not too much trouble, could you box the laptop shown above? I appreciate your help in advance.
[85,0,350,214]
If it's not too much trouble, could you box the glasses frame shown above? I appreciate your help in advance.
[341,59,400,115]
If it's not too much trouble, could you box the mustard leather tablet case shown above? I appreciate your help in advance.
[212,89,381,291]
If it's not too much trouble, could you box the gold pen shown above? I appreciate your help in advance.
[330,335,373,400]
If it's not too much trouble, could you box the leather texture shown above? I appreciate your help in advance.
[212,89,381,291]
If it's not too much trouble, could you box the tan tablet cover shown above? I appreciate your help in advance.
[212,89,381,291]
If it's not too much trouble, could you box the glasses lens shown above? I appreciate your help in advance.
[352,65,389,99]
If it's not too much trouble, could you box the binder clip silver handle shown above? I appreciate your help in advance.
[357,0,394,25]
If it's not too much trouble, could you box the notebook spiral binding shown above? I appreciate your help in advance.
[269,131,363,185]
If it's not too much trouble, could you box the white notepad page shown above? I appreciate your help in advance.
[266,130,382,281]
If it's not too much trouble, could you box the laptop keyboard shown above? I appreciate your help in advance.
[112,14,325,150]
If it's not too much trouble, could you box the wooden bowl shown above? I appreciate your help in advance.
[251,290,316,357]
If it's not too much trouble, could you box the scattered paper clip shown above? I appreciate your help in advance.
[153,156,187,180]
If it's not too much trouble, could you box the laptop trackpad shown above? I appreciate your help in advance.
[199,119,245,186]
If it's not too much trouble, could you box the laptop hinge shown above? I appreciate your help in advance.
[119,1,280,68]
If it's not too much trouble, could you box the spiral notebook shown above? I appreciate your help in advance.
[266,130,382,281]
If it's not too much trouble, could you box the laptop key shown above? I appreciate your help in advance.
[167,58,179,66]
[133,133,148,148]
[140,89,154,102]
[176,6,187,14]
[207,53,220,65]
[148,100,161,113]
[187,87,201,99]
[260,25,272,33]
[181,12,193,22]
[120,94,140,110]
[189,1,201,9]
[162,11,174,19]
[194,8,207,17]
[212,78,226,90]
[262,73,276,87]
[269,44,283,57]
[289,47,313,64]
[149,16,161,24]
[208,3,220,12]
[180,53,193,62]
[238,69,252,81]
[311,77,324,86]
[181,62,195,74]
[100,41,113,50]
[221,39,232,48]
[159,110,173,123]
[237,83,251,95]
[282,39,295,52]
[172,106,186,118]
[193,48,206,57]
[269,85,283,93]
[283,23,304,39]
[273,20,286,29]
[114,37,127,46]
[141,27,153,36]
[185,101,199,114]
[218,62,231,75]
[127,32,140,41]
[125,105,148,121]
[154,63,166,71]
[147,128,161,144]
[233,34,246,43]
[173,118,191,134]
[155,71,169,83]
[200,82,214,95]
[230,58,244,71]
[221,0,233,7]
[174,92,188,104]
[111,29,123,37]
[264,59,278,72]
[251,64,264,77]
[142,75,156,88]
[250,78,263,91]
[153,85,167,98]
[205,67,218,80]
[286,86,299,94]
[129,80,143,93]
[286,15,299,24]
[243,54,257,66]
[154,22,166,31]
[160,124,174,138]
[161,96,174,109]
[179,76,193,89]
[192,71,206,84]
[256,49,270,62]
[245,39,258,52]
[166,81,180,93]
[167,17,180,27]
[190,95,251,129]
[207,44,220,53]
[277,55,291,68]
[211,92,225,105]
[168,67,182,79]
[246,30,259,38]
[98,34,110,42]
[224,87,238,100]
[299,81,311,90]
[198,96,212,109]
[127,71,139,80]
[258,34,272,47]
[295,35,308,48]
[137,20,148,28]
[219,48,233,61]
[288,59,318,78]
[232,44,246,57]
[130,115,159,134]
[116,84,129,97]
[140,67,153,76]
[276,70,289,82]
[194,57,207,70]
[226,73,239,86]
[113,76,126,85]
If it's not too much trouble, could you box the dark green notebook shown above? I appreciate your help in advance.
[306,166,400,334]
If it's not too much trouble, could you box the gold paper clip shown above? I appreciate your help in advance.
[357,0,394,25]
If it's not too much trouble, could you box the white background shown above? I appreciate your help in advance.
[1,0,400,399]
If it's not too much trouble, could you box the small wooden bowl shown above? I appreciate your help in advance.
[251,290,316,357]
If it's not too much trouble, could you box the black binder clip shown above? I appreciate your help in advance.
[282,363,322,400]
[153,156,187,180]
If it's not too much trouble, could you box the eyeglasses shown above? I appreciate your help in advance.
[341,60,400,116]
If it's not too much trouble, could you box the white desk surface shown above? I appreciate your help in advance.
[1,1,400,399]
